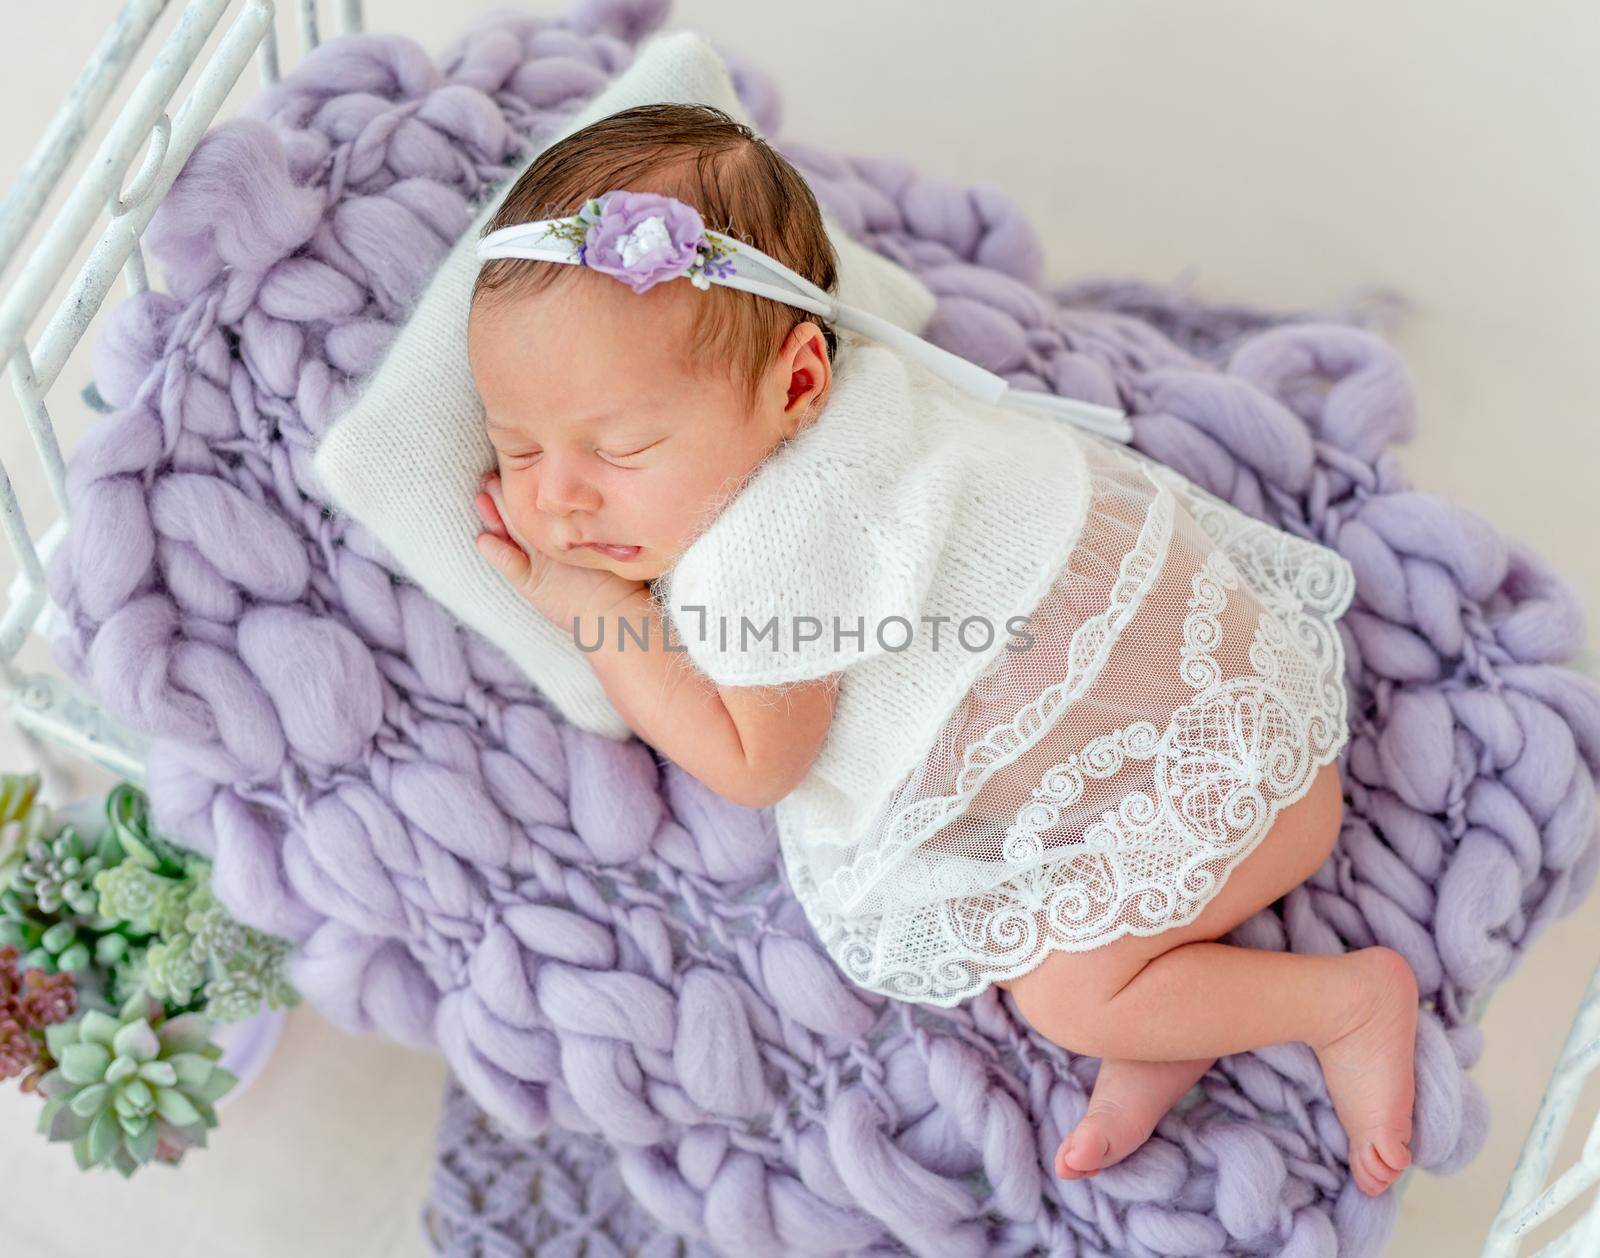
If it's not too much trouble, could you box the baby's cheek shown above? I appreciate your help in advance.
[503,485,534,535]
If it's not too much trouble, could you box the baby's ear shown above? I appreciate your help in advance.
[785,367,816,409]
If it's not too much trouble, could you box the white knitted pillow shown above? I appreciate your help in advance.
[313,29,938,741]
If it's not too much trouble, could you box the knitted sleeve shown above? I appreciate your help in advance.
[655,492,940,688]
[655,343,1002,689]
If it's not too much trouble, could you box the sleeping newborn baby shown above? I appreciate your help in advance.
[466,101,1420,1197]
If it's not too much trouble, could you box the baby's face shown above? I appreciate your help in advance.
[469,274,812,583]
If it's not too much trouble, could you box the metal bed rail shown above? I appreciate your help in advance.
[0,0,363,780]
[1483,954,1600,1256]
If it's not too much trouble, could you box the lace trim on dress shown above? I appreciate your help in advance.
[790,458,1358,1007]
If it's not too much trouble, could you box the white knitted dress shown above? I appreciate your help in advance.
[657,340,1357,1008]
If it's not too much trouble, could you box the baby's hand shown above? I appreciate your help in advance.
[474,473,644,628]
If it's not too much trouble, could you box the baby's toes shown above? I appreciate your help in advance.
[1373,1129,1413,1177]
[1351,1150,1383,1196]
[1054,1134,1104,1180]
[1061,1127,1114,1176]
[1352,1139,1409,1196]
[1363,1126,1414,1184]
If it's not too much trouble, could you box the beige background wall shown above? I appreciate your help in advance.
[0,2,1595,1254]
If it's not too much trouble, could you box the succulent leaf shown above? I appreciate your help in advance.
[36,1094,63,1134]
[57,1042,110,1085]
[42,1021,78,1059]
[15,826,111,918]
[125,1121,157,1164]
[86,1109,118,1164]
[47,1100,88,1142]
[142,938,204,1005]
[167,1052,212,1089]
[68,1082,109,1118]
[154,1088,200,1127]
[156,1013,213,1054]
[119,1078,153,1114]
[34,992,231,1175]
[55,942,91,973]
[93,864,172,928]
[35,1067,71,1100]
[192,1067,238,1106]
[0,774,53,878]
[41,921,76,954]
[78,1010,119,1047]
[112,1019,159,1062]
[93,934,130,968]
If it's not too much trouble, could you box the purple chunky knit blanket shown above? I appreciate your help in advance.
[47,1,1600,1254]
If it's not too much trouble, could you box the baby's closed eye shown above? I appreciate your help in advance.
[500,435,670,468]
[599,435,669,465]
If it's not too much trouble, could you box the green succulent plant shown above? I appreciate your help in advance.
[202,938,298,1024]
[0,911,139,1015]
[142,937,206,1006]
[0,783,130,983]
[92,862,176,927]
[1,778,300,1178]
[35,989,237,1175]
[0,774,51,879]
[149,881,194,939]
[182,876,250,963]
[6,917,95,975]
[107,945,151,1008]
[12,823,114,918]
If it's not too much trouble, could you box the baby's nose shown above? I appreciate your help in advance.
[535,474,599,515]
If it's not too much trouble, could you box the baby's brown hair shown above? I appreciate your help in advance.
[472,102,839,414]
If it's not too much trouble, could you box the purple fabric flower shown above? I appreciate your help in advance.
[582,191,706,293]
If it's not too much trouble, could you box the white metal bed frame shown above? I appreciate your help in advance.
[0,3,1594,1252]
[0,0,362,782]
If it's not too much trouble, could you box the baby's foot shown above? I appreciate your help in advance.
[1055,1057,1215,1179]
[1313,946,1419,1196]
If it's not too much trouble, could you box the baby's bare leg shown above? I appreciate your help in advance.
[1017,941,1417,1196]
[1055,1056,1216,1180]
[1026,941,1383,1057]
[998,762,1418,1195]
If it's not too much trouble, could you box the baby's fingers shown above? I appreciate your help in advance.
[475,531,533,589]
[474,490,509,538]
[483,478,534,552]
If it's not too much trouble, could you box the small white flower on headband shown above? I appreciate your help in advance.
[537,190,737,294]
[616,215,672,269]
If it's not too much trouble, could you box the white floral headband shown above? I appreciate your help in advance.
[475,189,1132,443]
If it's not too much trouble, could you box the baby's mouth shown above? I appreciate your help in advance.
[571,542,642,561]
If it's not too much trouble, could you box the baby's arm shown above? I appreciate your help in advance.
[580,587,839,809]
[472,480,835,807]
